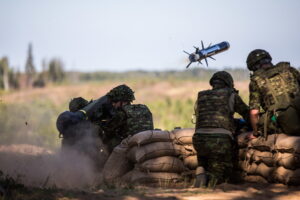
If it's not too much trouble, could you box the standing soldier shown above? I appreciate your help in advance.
[247,49,300,139]
[192,71,249,188]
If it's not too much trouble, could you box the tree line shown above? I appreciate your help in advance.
[1,43,264,91]
[0,43,65,91]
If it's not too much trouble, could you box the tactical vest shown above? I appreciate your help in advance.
[251,62,300,112]
[195,88,235,132]
[122,104,154,136]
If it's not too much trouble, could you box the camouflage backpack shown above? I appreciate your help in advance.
[252,62,300,135]
[122,104,154,136]
[252,62,300,111]
[195,88,236,133]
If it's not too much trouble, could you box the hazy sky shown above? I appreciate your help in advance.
[1,0,300,72]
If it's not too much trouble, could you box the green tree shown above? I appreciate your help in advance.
[25,43,36,87]
[48,58,65,83]
[0,57,10,91]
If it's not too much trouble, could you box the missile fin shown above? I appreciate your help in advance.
[186,62,193,68]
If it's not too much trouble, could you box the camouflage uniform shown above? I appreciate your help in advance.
[249,60,300,136]
[102,85,154,152]
[192,71,249,186]
[102,104,153,152]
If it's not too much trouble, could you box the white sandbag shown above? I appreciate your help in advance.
[243,175,268,183]
[171,128,195,145]
[183,155,198,170]
[103,141,132,182]
[275,136,300,153]
[273,166,300,185]
[127,142,188,163]
[136,156,186,173]
[127,130,173,147]
[246,149,275,167]
[276,152,300,170]
[122,169,182,185]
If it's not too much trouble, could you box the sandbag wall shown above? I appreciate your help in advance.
[102,128,197,186]
[238,133,300,185]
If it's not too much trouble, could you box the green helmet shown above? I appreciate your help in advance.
[246,49,272,71]
[69,97,89,112]
[106,84,135,102]
[209,71,234,88]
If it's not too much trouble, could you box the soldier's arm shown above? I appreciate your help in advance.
[248,80,261,138]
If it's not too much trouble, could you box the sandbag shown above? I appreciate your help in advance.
[122,169,182,185]
[243,175,268,183]
[127,130,173,147]
[276,152,300,170]
[181,144,197,156]
[275,136,300,153]
[246,149,275,167]
[127,142,187,163]
[246,162,275,180]
[238,161,248,172]
[171,128,195,145]
[136,156,186,173]
[103,141,133,182]
[183,155,198,170]
[237,132,250,148]
[274,166,300,185]
[249,134,287,152]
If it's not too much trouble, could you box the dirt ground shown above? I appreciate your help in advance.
[1,143,300,200]
[15,183,299,200]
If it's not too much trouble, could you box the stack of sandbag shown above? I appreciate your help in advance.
[122,129,192,185]
[171,128,198,170]
[273,135,300,185]
[237,133,300,185]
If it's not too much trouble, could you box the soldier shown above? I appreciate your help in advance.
[247,49,300,139]
[102,84,154,152]
[192,71,249,188]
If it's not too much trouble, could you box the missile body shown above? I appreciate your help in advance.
[185,41,230,68]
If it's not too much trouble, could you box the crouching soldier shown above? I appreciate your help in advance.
[192,71,249,188]
[101,84,154,152]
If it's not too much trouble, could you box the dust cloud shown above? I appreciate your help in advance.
[0,120,109,189]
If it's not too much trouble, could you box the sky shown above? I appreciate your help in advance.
[0,0,300,72]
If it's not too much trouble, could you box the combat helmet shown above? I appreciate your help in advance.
[246,49,272,71]
[69,97,89,112]
[106,84,135,102]
[209,71,234,88]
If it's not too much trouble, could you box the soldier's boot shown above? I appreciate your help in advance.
[194,166,207,188]
[207,176,218,189]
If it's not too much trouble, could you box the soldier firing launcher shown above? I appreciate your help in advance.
[184,41,230,68]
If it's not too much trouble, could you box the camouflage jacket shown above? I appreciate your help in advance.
[102,104,153,140]
[195,88,249,133]
[249,62,300,112]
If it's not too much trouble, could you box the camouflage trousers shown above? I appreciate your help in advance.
[192,133,233,184]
